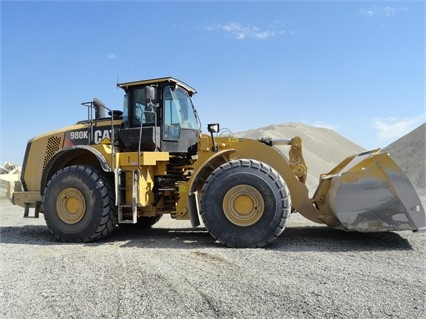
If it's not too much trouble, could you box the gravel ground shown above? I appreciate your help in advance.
[0,199,425,319]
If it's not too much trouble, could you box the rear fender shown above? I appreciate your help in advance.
[41,146,111,194]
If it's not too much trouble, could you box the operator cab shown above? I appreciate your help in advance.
[117,77,200,155]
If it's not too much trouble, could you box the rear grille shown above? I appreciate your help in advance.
[43,136,62,170]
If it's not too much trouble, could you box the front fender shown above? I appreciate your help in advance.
[41,145,111,193]
[183,149,236,227]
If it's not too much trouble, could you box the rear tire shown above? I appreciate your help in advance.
[43,165,117,242]
[200,159,291,248]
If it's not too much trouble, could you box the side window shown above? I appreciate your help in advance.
[130,86,158,127]
[163,98,181,140]
[162,85,198,140]
[122,94,129,128]
[164,99,181,125]
[132,88,145,126]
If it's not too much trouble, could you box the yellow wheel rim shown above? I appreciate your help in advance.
[56,187,86,224]
[223,184,264,227]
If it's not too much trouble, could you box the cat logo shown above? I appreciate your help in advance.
[94,129,111,144]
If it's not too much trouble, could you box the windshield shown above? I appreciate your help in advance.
[163,86,198,130]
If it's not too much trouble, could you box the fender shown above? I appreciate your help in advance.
[40,145,111,193]
[187,149,236,227]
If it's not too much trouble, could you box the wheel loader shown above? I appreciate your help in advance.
[11,77,426,247]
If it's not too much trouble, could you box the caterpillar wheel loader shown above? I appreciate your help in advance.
[11,77,426,247]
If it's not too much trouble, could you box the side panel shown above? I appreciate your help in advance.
[20,122,119,193]
[22,132,65,192]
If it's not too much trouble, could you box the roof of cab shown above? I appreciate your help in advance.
[117,77,197,94]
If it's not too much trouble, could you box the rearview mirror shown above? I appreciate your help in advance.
[207,123,220,133]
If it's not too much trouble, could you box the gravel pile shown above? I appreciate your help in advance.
[236,122,365,193]
[383,123,426,203]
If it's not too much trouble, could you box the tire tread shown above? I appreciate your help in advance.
[44,165,117,243]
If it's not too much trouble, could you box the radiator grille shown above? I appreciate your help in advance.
[43,136,62,170]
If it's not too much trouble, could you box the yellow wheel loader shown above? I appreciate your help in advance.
[11,77,426,247]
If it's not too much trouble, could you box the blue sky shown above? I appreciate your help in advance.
[1,0,425,165]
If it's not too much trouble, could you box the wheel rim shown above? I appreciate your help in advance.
[223,184,264,226]
[56,187,86,224]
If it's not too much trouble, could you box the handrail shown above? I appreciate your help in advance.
[81,100,116,172]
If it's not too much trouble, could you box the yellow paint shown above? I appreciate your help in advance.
[100,138,111,145]
[117,151,170,167]
[13,191,42,208]
[56,187,86,224]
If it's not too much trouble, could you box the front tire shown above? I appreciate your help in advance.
[43,165,117,242]
[200,159,291,248]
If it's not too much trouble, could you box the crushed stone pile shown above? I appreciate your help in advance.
[383,123,426,199]
[235,122,365,193]
[0,162,21,199]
